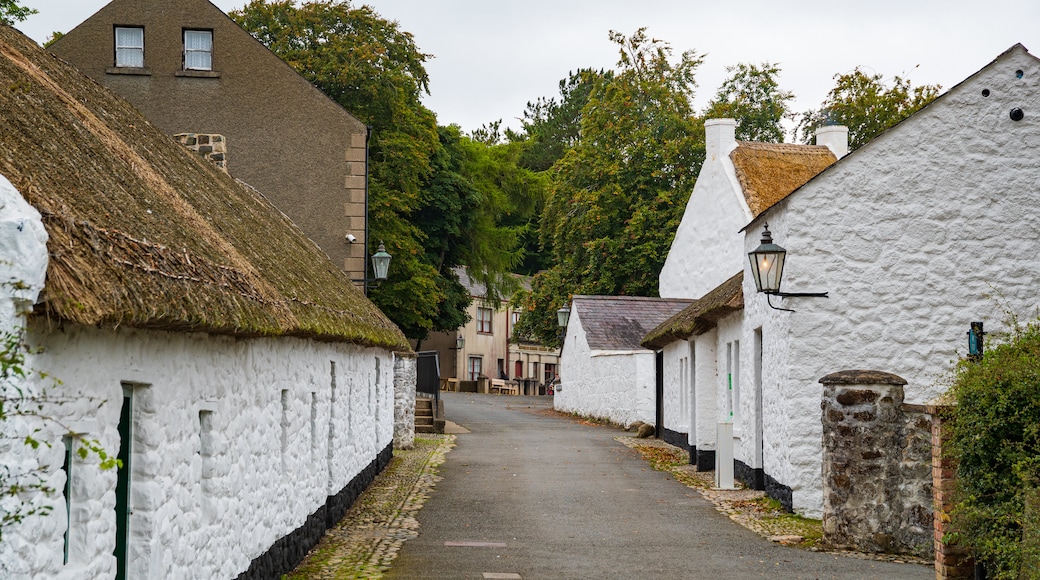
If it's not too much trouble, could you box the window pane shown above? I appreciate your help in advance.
[184,30,213,71]
[115,27,144,68]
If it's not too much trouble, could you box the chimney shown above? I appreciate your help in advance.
[705,118,737,161]
[175,133,228,173]
[815,125,849,159]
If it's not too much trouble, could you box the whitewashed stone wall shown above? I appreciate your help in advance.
[393,352,416,450]
[692,329,719,456]
[661,340,692,437]
[742,46,1040,518]
[0,171,395,580]
[659,119,751,300]
[556,310,656,427]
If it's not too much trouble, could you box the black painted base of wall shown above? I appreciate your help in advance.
[734,459,765,491]
[694,449,715,472]
[732,458,791,511]
[661,428,691,453]
[236,443,394,580]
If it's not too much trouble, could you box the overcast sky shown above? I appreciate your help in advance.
[16,1,1040,137]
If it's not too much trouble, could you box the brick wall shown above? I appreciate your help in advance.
[927,404,974,579]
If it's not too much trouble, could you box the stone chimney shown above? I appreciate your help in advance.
[175,133,228,173]
[705,118,737,161]
[815,125,849,159]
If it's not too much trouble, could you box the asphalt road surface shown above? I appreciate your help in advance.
[385,392,933,580]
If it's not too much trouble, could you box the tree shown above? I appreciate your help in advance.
[514,28,705,346]
[0,1,35,25]
[703,62,793,143]
[232,1,532,341]
[796,67,940,151]
[517,68,611,172]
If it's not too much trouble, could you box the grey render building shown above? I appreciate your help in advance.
[50,0,372,283]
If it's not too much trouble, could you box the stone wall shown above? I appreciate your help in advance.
[393,352,417,450]
[174,133,227,172]
[820,371,933,557]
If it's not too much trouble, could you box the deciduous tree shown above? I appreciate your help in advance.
[514,28,705,346]
[0,0,35,25]
[703,62,793,143]
[796,67,940,150]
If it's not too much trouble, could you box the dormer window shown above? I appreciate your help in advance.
[184,30,213,71]
[114,26,144,68]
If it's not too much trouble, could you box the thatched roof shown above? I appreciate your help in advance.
[731,142,837,217]
[642,272,743,349]
[574,296,695,351]
[0,24,409,351]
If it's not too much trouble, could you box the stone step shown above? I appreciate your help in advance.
[415,424,436,434]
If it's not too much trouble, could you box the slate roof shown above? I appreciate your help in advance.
[642,272,744,350]
[572,296,695,351]
[731,142,837,217]
[0,24,409,351]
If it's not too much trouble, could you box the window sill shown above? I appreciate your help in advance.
[175,70,221,78]
[106,67,151,76]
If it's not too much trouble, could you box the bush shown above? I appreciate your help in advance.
[948,321,1040,578]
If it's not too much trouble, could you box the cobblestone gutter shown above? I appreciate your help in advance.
[287,435,456,579]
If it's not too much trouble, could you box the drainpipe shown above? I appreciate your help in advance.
[364,125,372,295]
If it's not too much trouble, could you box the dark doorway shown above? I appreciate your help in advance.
[115,387,132,580]
[655,351,664,438]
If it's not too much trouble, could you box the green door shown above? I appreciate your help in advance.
[115,388,132,580]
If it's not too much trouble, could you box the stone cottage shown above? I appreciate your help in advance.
[645,120,844,501]
[49,0,374,285]
[556,296,692,428]
[0,23,411,579]
[737,43,1040,518]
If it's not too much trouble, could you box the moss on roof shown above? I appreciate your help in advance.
[731,142,836,217]
[642,272,743,349]
[0,25,409,351]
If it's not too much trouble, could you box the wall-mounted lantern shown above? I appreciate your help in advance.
[747,224,827,312]
[352,240,392,295]
[556,302,571,328]
[967,321,985,362]
[455,335,465,350]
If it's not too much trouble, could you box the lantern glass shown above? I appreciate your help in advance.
[455,335,465,350]
[748,225,786,293]
[556,303,571,328]
[371,241,392,281]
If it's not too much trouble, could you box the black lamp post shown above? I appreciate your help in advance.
[747,224,827,312]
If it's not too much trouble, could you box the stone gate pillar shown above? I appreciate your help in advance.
[393,351,417,450]
[820,370,933,556]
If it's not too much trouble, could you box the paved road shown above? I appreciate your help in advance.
[386,392,932,580]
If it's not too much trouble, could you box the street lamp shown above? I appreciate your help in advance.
[352,241,392,295]
[556,302,571,328]
[455,335,465,350]
[747,224,827,312]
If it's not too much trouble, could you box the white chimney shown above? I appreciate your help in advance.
[815,125,849,159]
[705,118,737,161]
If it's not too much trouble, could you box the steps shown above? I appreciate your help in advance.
[415,398,436,433]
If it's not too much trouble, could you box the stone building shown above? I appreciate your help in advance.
[556,296,692,427]
[0,24,410,579]
[647,44,1040,520]
[49,0,373,285]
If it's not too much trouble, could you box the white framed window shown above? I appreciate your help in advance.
[511,311,521,328]
[184,29,213,71]
[114,26,144,68]
[468,356,483,381]
[477,307,493,334]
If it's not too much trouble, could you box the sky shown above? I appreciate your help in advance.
[15,0,1040,137]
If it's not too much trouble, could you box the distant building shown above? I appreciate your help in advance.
[49,0,372,285]
[422,268,560,395]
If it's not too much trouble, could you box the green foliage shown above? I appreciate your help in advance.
[703,62,793,143]
[517,68,611,172]
[514,29,704,346]
[796,67,940,151]
[947,321,1040,578]
[0,0,36,25]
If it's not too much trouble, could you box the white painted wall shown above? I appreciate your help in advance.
[743,46,1040,518]
[692,329,719,453]
[660,119,751,299]
[0,178,395,579]
[556,309,656,426]
[661,339,692,437]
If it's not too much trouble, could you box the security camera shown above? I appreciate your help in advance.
[346,234,357,243]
